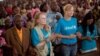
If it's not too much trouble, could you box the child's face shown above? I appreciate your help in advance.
[21,9,26,15]
[13,7,20,14]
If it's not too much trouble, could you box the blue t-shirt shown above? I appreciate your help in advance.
[54,17,78,45]
[78,25,97,50]
[31,28,51,53]
[46,11,63,32]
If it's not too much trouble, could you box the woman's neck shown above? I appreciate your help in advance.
[37,24,44,29]
[64,15,71,21]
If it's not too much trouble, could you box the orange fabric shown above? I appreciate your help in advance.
[16,28,22,42]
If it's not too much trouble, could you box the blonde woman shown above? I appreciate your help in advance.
[54,4,81,56]
[31,12,55,56]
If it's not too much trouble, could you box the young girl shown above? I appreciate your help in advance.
[31,12,55,56]
[79,12,98,53]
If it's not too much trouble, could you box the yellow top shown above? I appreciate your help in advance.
[16,28,22,42]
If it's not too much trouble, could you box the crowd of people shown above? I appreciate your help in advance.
[0,0,100,56]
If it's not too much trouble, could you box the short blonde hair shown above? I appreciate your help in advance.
[63,4,74,12]
[34,12,46,26]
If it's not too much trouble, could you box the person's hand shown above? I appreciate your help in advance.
[45,33,56,43]
[44,24,51,32]
[56,34,62,38]
[69,34,76,38]
[56,34,76,39]
[39,41,46,47]
[76,32,82,39]
[49,33,57,41]
[85,36,92,41]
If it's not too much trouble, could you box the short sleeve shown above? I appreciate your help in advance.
[31,28,40,46]
[54,19,62,34]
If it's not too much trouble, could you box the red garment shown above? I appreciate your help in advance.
[5,7,13,15]
[31,8,40,17]
[27,8,40,18]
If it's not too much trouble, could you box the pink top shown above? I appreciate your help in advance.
[27,8,40,18]
[0,29,6,56]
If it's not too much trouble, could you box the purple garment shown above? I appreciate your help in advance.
[21,15,27,27]
[7,15,27,27]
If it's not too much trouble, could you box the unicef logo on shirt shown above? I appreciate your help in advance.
[64,25,77,30]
